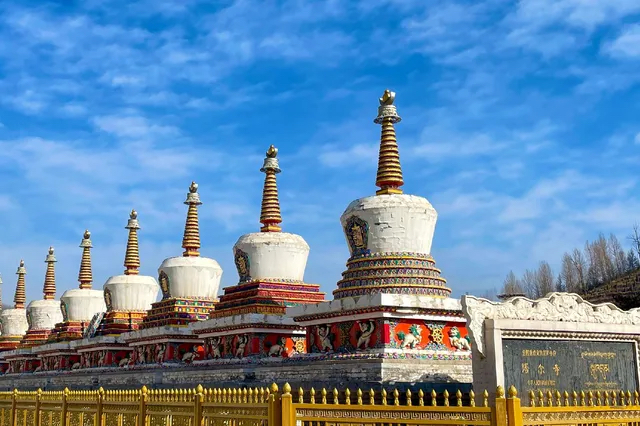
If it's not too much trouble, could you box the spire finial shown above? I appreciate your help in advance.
[43,246,57,300]
[374,89,404,195]
[259,145,282,232]
[124,209,141,275]
[78,230,93,289]
[14,260,26,309]
[182,182,203,257]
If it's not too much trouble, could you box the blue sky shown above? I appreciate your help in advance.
[0,0,639,304]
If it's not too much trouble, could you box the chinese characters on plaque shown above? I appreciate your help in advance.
[503,339,637,395]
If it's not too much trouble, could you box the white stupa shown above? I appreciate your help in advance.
[103,210,159,316]
[0,261,29,350]
[22,247,64,345]
[56,230,106,340]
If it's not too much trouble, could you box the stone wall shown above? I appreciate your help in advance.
[0,357,472,392]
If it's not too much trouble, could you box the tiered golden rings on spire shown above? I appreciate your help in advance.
[43,246,57,300]
[14,260,26,309]
[374,89,404,195]
[259,145,282,232]
[78,230,93,289]
[182,182,202,257]
[124,210,141,275]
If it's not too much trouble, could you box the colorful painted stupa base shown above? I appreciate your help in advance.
[31,343,81,372]
[71,337,134,369]
[4,349,41,374]
[20,328,54,347]
[141,298,217,329]
[211,280,324,318]
[0,336,23,352]
[122,327,205,365]
[96,311,147,336]
[193,314,307,360]
[334,252,451,299]
[47,321,91,343]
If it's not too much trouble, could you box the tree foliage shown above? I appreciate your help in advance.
[496,226,640,300]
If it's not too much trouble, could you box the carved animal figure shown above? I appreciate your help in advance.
[182,346,199,363]
[97,351,106,367]
[33,365,42,373]
[118,357,130,367]
[356,320,376,350]
[266,337,287,357]
[235,335,249,358]
[448,327,471,351]
[71,362,81,370]
[209,337,222,359]
[317,325,333,352]
[397,324,422,349]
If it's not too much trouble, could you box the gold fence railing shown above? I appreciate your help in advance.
[0,383,640,426]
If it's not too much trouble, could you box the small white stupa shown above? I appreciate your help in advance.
[54,230,106,341]
[0,261,29,350]
[102,210,159,321]
[22,247,64,346]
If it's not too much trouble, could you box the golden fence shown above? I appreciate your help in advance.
[0,383,639,426]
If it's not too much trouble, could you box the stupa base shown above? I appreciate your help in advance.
[121,326,205,365]
[3,349,41,374]
[20,329,54,347]
[48,321,91,342]
[192,313,306,359]
[71,336,134,369]
[140,298,217,329]
[0,336,23,352]
[289,293,472,364]
[31,342,81,372]
[96,311,147,336]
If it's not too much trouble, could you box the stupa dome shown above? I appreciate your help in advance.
[233,145,310,283]
[103,210,159,311]
[26,247,63,331]
[333,90,450,300]
[59,230,106,321]
[0,260,29,338]
[158,182,222,300]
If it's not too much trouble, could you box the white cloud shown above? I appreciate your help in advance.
[605,24,640,58]
[92,115,180,139]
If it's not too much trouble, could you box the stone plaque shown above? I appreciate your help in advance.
[503,339,638,395]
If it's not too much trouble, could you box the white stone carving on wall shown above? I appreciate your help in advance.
[461,292,640,358]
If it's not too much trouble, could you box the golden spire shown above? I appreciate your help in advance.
[259,145,282,232]
[374,89,404,195]
[43,246,57,300]
[78,230,93,289]
[182,182,202,257]
[124,210,141,275]
[14,260,26,309]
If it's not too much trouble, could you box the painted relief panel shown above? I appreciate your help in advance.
[170,342,204,363]
[204,333,306,359]
[389,320,471,351]
[308,320,384,353]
